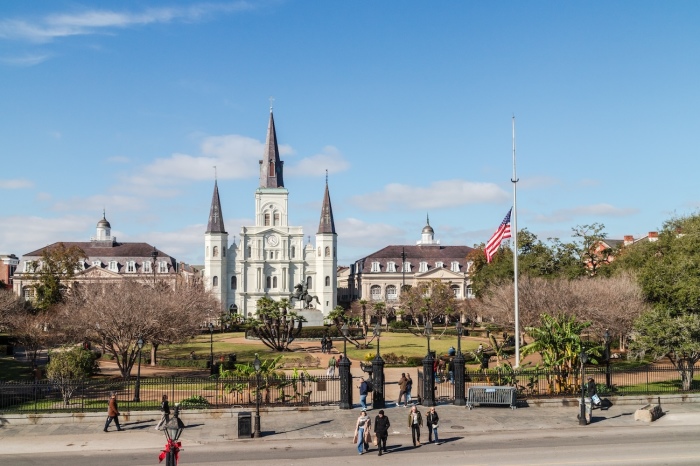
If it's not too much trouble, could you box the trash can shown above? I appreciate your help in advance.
[238,411,252,438]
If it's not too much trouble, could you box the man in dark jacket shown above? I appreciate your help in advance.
[374,410,390,456]
[104,392,123,432]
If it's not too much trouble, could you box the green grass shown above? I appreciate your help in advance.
[333,332,484,361]
[0,356,36,381]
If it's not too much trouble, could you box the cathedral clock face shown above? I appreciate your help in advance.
[266,234,279,246]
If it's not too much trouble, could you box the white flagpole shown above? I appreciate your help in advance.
[512,116,520,368]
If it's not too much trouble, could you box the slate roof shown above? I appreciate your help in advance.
[317,181,336,234]
[355,244,474,274]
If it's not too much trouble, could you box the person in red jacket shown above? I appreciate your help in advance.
[104,392,123,432]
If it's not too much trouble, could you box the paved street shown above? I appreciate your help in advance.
[3,399,700,464]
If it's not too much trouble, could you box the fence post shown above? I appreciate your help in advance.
[453,352,466,406]
[372,353,385,409]
[339,354,353,409]
[422,351,436,407]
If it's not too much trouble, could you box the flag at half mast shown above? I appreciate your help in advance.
[485,208,512,263]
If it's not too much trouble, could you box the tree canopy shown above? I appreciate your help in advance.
[29,243,87,311]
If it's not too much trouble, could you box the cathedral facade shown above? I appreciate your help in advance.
[204,110,337,324]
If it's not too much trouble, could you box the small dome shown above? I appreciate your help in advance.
[422,224,434,234]
[97,214,111,228]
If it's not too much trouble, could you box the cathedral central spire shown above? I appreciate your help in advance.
[206,180,226,234]
[259,110,284,188]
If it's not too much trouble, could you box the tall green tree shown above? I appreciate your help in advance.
[249,297,305,352]
[29,243,87,311]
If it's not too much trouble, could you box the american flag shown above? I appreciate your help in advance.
[485,208,512,263]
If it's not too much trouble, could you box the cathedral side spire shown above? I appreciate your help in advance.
[317,178,336,234]
[206,180,226,234]
[259,109,284,188]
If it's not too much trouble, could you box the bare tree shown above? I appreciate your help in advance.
[398,279,458,334]
[62,279,217,377]
[0,288,23,331]
[474,274,647,344]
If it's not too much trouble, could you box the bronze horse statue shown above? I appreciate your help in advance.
[290,283,321,309]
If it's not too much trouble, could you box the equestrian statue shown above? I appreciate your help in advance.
[290,282,321,309]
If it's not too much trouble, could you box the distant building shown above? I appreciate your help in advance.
[341,217,475,316]
[12,213,181,301]
[0,254,19,288]
[203,109,337,325]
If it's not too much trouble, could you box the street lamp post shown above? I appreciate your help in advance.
[162,405,184,466]
[422,320,436,407]
[400,247,407,292]
[372,322,385,409]
[454,321,466,406]
[151,246,158,285]
[253,353,262,438]
[208,322,215,376]
[604,329,612,390]
[339,323,353,409]
[579,350,589,426]
[133,337,144,402]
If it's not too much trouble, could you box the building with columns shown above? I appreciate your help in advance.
[340,217,474,313]
[204,109,337,325]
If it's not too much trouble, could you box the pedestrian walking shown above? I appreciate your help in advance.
[407,405,422,447]
[321,335,328,354]
[426,406,440,444]
[353,409,372,455]
[104,392,123,432]
[374,409,390,456]
[398,373,408,407]
[405,373,413,406]
[358,377,369,410]
[327,355,337,377]
[155,394,171,430]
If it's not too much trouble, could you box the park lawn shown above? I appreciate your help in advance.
[330,332,484,362]
[0,356,35,381]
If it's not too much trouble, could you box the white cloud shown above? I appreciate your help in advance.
[351,180,509,212]
[534,204,639,223]
[0,3,255,43]
[0,179,33,189]
[336,218,404,249]
[0,215,94,256]
[285,146,350,177]
[51,194,146,212]
[0,54,50,66]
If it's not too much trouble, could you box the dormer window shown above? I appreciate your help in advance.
[451,261,460,272]
[126,261,136,273]
[371,261,381,272]
[92,260,102,268]
[109,261,118,272]
[23,261,31,272]
[143,261,152,273]
[403,262,412,272]
[158,261,168,273]
[387,261,396,272]
[435,261,444,269]
[419,261,428,273]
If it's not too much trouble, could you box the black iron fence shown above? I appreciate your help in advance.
[0,375,341,414]
[418,364,700,403]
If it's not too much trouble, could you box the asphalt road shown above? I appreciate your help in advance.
[5,424,700,466]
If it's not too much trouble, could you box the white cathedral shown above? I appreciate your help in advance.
[204,110,337,326]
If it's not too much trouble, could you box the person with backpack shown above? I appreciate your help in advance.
[358,377,371,410]
[405,374,413,406]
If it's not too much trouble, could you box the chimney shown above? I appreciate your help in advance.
[623,235,634,245]
[648,232,659,242]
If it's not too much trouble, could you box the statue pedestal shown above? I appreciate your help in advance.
[297,308,325,326]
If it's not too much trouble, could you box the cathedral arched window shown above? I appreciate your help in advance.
[266,276,271,288]
[325,246,330,257]
[264,213,270,226]
[325,276,330,286]
[223,248,226,257]
[213,276,218,287]
[273,276,278,288]
[247,246,252,257]
[213,246,219,258]
[274,212,280,226]
[291,246,296,258]
[269,161,275,177]
[231,276,237,290]
[306,276,312,290]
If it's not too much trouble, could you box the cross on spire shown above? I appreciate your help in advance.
[269,96,275,112]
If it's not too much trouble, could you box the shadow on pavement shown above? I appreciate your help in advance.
[276,419,333,434]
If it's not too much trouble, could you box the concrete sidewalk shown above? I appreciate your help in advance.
[2,398,700,456]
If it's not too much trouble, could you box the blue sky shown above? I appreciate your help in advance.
[1,1,699,266]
